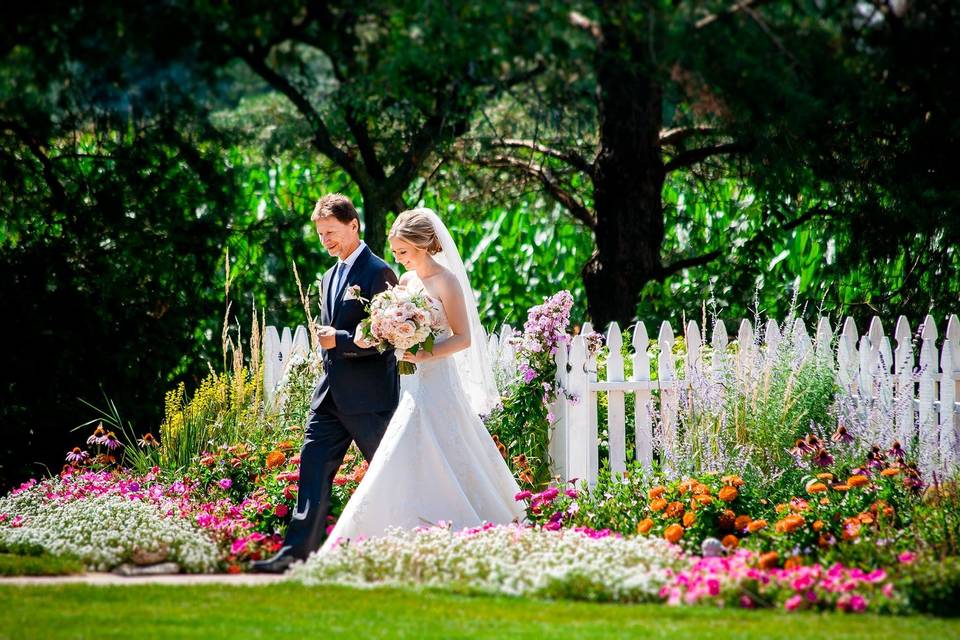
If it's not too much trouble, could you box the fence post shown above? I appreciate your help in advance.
[581,322,599,485]
[632,322,653,472]
[940,338,957,469]
[263,325,282,407]
[815,317,834,367]
[838,317,859,393]
[606,322,626,478]
[549,340,569,481]
[893,316,915,447]
[566,335,591,487]
[658,321,678,474]
[918,315,938,472]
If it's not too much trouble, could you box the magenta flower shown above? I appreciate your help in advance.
[218,478,233,490]
[784,594,803,611]
[514,490,532,501]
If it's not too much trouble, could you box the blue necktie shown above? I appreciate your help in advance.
[329,262,348,314]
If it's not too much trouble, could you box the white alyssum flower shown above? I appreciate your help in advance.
[0,495,219,573]
[290,524,685,602]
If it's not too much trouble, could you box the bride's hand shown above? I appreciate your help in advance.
[400,349,433,364]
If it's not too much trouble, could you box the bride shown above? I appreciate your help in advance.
[319,208,525,551]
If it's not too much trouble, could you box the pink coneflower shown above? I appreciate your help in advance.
[87,424,108,445]
[789,439,812,457]
[887,441,906,462]
[103,432,121,450]
[865,451,884,469]
[831,426,854,444]
[137,433,160,448]
[812,448,834,467]
[65,447,89,464]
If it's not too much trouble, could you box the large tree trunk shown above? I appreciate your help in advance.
[583,10,665,331]
[359,195,389,258]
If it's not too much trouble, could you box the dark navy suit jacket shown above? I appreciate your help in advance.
[309,245,400,414]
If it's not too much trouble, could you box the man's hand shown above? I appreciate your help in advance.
[317,325,337,350]
[354,325,377,350]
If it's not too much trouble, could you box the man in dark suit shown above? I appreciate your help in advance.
[252,194,399,573]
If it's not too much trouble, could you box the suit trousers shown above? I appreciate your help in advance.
[282,394,394,558]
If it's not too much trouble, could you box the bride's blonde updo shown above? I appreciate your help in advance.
[389,208,443,254]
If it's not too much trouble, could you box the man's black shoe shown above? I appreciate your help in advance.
[249,551,300,574]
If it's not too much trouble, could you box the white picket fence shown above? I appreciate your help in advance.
[548,314,960,486]
[262,313,960,486]
[262,325,311,408]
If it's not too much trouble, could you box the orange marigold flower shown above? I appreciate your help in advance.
[747,519,768,533]
[721,474,745,487]
[734,515,752,531]
[718,486,739,502]
[817,472,834,481]
[759,551,779,569]
[265,450,287,470]
[775,503,789,514]
[648,486,667,500]
[806,481,828,494]
[847,475,869,487]
[650,498,668,512]
[637,518,654,535]
[722,534,739,549]
[664,523,684,543]
[812,520,824,532]
[718,509,736,529]
[695,494,713,505]
[693,483,711,496]
[784,556,804,570]
[683,512,696,527]
[678,479,697,495]
[881,467,900,477]
[858,513,875,525]
[775,514,805,533]
[832,484,850,492]
[843,518,861,540]
[665,501,685,518]
[819,498,831,505]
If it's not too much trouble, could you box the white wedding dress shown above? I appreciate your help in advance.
[319,278,525,552]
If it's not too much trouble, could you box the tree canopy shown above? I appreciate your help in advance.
[1,0,958,488]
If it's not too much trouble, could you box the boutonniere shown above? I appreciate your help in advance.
[343,284,368,303]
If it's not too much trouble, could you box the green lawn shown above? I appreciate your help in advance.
[1,583,958,640]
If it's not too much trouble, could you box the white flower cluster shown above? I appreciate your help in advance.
[361,286,442,351]
[290,524,685,602]
[0,495,219,573]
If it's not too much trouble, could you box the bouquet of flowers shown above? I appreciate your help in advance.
[355,285,444,374]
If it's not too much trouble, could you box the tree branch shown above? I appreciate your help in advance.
[695,0,776,29]
[238,49,370,191]
[475,154,596,230]
[661,248,725,276]
[659,126,718,147]
[1,120,69,210]
[489,138,593,175]
[661,206,840,277]
[663,142,748,172]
